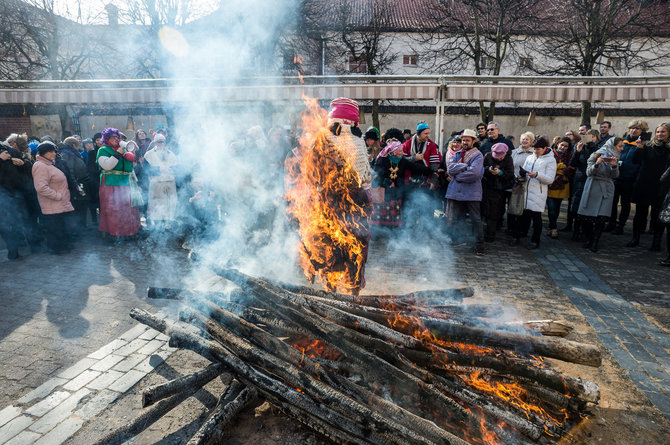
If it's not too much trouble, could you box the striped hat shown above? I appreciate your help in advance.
[328,97,359,126]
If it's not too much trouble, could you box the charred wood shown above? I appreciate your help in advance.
[142,363,227,408]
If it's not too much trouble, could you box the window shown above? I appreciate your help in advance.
[348,55,367,73]
[480,56,495,70]
[519,57,533,70]
[608,57,623,70]
[403,55,418,66]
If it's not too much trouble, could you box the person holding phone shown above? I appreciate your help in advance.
[629,123,670,250]
[608,120,648,234]
[578,137,624,252]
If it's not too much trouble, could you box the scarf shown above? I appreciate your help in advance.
[459,147,479,164]
[409,135,426,157]
[376,141,404,161]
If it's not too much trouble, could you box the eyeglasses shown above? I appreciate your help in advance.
[477,127,485,130]
[487,128,496,132]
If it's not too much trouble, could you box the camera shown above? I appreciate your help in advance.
[518,167,527,178]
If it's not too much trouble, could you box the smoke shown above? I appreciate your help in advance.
[142,0,303,287]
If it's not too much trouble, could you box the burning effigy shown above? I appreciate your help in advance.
[285,97,372,296]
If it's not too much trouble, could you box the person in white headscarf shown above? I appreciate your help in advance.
[144,133,177,226]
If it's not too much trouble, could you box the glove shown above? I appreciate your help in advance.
[123,152,135,162]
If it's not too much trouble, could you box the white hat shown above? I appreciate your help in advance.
[153,133,166,143]
[461,129,477,139]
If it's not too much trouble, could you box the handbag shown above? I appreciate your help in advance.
[508,180,526,216]
[370,187,385,204]
[659,191,670,224]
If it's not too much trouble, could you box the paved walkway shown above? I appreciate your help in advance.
[0,224,668,444]
[534,240,670,420]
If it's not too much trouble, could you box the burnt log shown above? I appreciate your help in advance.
[142,363,228,407]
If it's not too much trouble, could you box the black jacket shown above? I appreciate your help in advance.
[480,134,515,157]
[632,141,670,203]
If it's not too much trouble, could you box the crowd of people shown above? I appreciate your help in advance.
[1,114,670,269]
[365,119,670,266]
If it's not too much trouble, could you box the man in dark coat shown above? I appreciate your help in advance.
[479,122,514,156]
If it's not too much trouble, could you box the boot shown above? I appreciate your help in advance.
[559,212,575,232]
[590,223,604,252]
[571,220,583,242]
[650,232,662,252]
[626,231,640,247]
[661,256,670,267]
[603,221,616,232]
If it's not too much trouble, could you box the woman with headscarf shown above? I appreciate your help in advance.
[546,137,575,239]
[568,129,599,241]
[370,139,434,228]
[97,127,142,239]
[577,137,623,252]
[481,143,514,242]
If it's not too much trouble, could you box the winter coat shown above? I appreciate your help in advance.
[480,134,515,157]
[547,147,575,200]
[481,152,514,219]
[58,144,88,183]
[632,140,670,203]
[510,146,533,178]
[402,136,441,185]
[569,142,597,213]
[32,156,75,215]
[521,150,557,213]
[578,147,620,217]
[617,136,641,181]
[373,156,433,201]
[445,149,484,201]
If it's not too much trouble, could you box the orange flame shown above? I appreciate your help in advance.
[285,96,370,294]
[290,337,342,365]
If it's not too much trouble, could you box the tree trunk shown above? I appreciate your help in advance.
[478,101,487,122]
[488,102,496,122]
[372,99,380,132]
[580,101,591,126]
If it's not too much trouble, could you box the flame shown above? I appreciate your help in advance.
[285,96,370,294]
[290,337,342,365]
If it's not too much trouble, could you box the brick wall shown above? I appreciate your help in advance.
[0,117,31,140]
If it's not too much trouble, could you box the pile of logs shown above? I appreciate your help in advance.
[98,267,601,445]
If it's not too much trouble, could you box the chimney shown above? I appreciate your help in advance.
[105,3,119,26]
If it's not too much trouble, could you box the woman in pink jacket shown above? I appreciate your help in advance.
[32,142,74,254]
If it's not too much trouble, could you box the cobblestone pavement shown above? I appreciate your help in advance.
[0,220,668,444]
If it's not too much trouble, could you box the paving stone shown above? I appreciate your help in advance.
[623,342,656,363]
[108,370,146,393]
[74,390,120,420]
[585,316,609,334]
[596,333,622,350]
[134,350,172,374]
[611,328,638,345]
[87,339,127,360]
[57,358,97,380]
[137,339,165,356]
[642,391,670,419]
[118,324,150,343]
[627,371,663,393]
[609,349,640,371]
[638,339,669,357]
[655,356,670,374]
[24,391,70,417]
[33,417,82,445]
[112,339,149,357]
[138,329,160,341]
[17,378,67,405]
[638,361,670,381]
[5,430,41,445]
[0,405,22,428]
[62,370,100,392]
[86,369,124,391]
[0,415,34,444]
[90,355,124,372]
[28,388,90,434]
[112,352,147,373]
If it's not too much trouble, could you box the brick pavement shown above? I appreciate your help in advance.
[0,224,669,443]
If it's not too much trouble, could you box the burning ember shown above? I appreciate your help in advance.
[285,96,371,295]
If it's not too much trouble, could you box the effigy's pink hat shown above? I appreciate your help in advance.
[328,97,359,126]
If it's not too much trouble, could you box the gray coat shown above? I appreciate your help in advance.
[577,146,620,217]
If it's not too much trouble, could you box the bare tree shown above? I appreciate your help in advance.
[417,0,540,122]
[522,0,670,124]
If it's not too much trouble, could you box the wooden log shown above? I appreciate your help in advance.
[142,363,227,408]
[181,304,473,445]
[185,380,257,445]
[421,317,601,367]
[210,269,539,444]
[130,308,458,445]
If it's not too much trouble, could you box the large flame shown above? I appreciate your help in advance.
[285,96,370,294]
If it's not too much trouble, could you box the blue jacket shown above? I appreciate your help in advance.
[617,136,640,181]
[445,149,484,201]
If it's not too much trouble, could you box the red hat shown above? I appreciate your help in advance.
[328,97,359,126]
